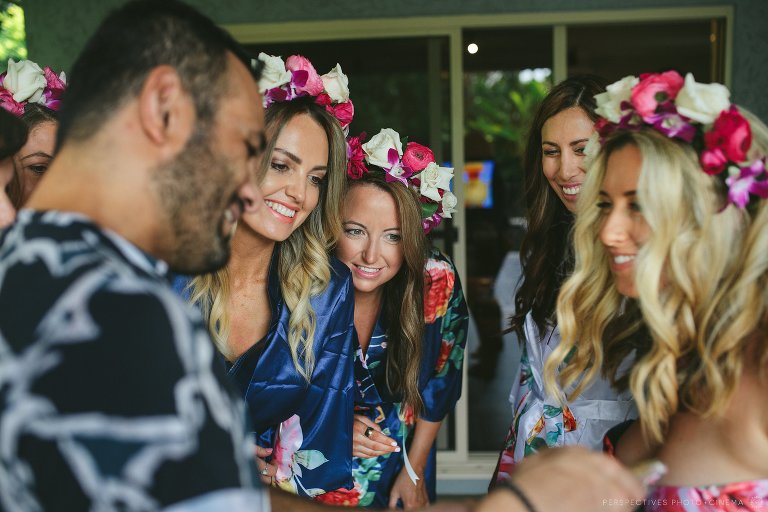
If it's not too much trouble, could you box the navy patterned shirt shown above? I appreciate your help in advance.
[0,210,268,511]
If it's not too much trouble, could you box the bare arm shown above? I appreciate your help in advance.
[476,446,645,512]
[389,418,442,509]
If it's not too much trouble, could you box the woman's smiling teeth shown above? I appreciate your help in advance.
[355,264,381,274]
[265,200,296,218]
[562,184,581,195]
[614,254,635,264]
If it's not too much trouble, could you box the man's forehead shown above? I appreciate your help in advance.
[220,54,264,128]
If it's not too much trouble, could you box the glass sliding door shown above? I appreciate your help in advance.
[460,27,553,452]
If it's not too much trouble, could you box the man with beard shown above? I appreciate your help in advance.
[0,1,646,511]
[0,1,269,510]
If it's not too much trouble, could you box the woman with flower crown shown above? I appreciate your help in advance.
[491,75,638,484]
[180,53,357,499]
[0,108,27,228]
[545,71,768,510]
[0,58,66,208]
[314,128,468,508]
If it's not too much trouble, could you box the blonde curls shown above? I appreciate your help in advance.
[187,98,346,381]
[686,111,768,417]
[545,128,748,443]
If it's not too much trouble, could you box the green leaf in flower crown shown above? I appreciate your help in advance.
[401,136,409,148]
[421,202,439,219]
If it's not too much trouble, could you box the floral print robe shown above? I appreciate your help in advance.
[492,313,637,483]
[318,249,468,507]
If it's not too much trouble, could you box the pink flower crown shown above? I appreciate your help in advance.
[590,71,767,209]
[257,53,354,130]
[0,58,67,117]
[347,128,456,234]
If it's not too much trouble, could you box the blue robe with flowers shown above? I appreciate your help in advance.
[176,250,356,498]
[346,249,468,508]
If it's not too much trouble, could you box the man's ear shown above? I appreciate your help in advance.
[137,65,195,154]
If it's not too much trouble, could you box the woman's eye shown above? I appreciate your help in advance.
[574,146,586,155]
[385,233,402,243]
[309,175,324,186]
[344,228,363,237]
[27,165,48,175]
[543,149,559,157]
[630,202,642,213]
[270,161,289,172]
[596,201,611,210]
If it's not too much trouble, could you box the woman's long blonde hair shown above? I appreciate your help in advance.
[545,128,749,443]
[187,97,347,381]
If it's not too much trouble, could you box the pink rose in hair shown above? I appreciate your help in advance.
[285,55,324,96]
[630,71,684,121]
[700,147,728,175]
[346,132,367,179]
[43,67,66,97]
[402,142,436,172]
[704,106,752,165]
[0,92,22,117]
[326,99,354,128]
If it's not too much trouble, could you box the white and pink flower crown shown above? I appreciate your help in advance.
[257,52,354,130]
[589,71,767,209]
[0,58,67,117]
[347,128,456,234]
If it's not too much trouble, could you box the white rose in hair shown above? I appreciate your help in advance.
[675,73,730,124]
[257,53,291,93]
[3,59,47,103]
[594,75,639,123]
[582,132,602,170]
[362,128,403,168]
[420,162,453,202]
[320,64,349,102]
[441,190,458,218]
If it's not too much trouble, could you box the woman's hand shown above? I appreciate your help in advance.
[353,414,400,459]
[254,445,277,485]
[388,466,427,510]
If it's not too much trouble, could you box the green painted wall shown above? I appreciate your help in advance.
[24,0,768,119]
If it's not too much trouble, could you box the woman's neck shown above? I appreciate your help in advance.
[222,226,276,360]
[354,288,383,354]
[227,225,275,285]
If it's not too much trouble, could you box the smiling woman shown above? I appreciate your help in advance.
[180,53,358,500]
[327,130,468,508]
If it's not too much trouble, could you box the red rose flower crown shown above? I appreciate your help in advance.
[589,70,767,209]
[346,128,456,234]
[256,53,354,131]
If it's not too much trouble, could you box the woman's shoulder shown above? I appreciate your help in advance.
[328,255,352,284]
[424,248,459,284]
[315,255,353,308]
[425,247,457,269]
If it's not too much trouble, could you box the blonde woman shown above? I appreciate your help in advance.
[546,71,768,509]
[180,54,355,499]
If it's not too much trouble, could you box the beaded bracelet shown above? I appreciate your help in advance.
[498,479,539,512]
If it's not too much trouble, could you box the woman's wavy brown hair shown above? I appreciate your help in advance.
[341,172,427,417]
[510,75,607,338]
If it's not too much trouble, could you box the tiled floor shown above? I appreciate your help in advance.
[467,327,520,452]
[467,251,523,452]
